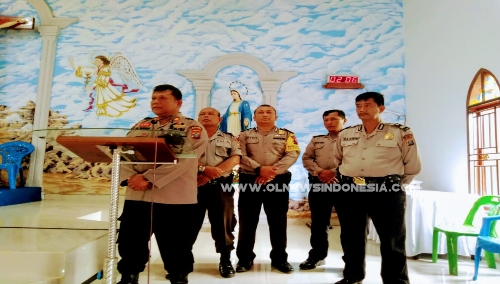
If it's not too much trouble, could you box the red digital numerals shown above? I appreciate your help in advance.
[328,76,358,83]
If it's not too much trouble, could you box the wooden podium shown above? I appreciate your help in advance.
[34,128,190,284]
[55,134,178,283]
[55,136,177,163]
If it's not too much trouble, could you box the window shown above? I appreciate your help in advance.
[467,68,500,195]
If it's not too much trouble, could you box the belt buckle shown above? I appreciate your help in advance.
[353,177,366,185]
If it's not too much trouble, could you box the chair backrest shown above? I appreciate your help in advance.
[486,205,500,236]
[479,213,500,237]
[0,141,35,165]
[463,195,500,226]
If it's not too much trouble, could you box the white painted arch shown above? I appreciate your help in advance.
[26,0,77,28]
[178,53,297,116]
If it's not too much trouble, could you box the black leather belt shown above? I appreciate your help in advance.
[339,173,401,185]
[308,174,321,183]
[206,174,234,185]
[240,172,291,178]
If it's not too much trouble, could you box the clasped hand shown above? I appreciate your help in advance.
[317,169,338,184]
[256,166,279,184]
[197,166,224,187]
[128,174,151,191]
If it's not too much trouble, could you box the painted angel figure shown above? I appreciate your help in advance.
[69,52,146,117]
[220,82,252,136]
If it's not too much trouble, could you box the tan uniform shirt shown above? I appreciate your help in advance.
[199,130,242,178]
[120,112,209,204]
[239,127,300,175]
[333,122,421,185]
[302,133,337,176]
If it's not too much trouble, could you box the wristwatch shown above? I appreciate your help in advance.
[198,165,206,172]
[254,166,261,175]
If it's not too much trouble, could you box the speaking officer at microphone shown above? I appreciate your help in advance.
[300,109,346,270]
[331,92,421,284]
[116,84,208,284]
[191,107,241,278]
[235,104,300,274]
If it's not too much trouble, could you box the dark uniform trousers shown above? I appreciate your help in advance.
[335,174,409,283]
[236,172,292,263]
[192,174,237,254]
[307,174,338,260]
[117,200,198,275]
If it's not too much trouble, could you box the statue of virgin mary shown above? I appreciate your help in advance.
[220,83,252,136]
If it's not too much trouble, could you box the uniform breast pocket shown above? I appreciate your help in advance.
[375,140,398,158]
[246,138,259,152]
[341,140,358,157]
[314,142,325,156]
[215,142,230,157]
[272,138,286,153]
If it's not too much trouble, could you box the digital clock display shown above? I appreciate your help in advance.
[328,75,359,83]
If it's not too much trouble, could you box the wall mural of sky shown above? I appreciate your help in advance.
[0,0,41,111]
[0,0,405,199]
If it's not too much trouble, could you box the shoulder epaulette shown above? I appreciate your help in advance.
[339,125,359,132]
[386,123,410,131]
[239,128,255,134]
[184,117,193,120]
[134,117,153,124]
[221,131,235,137]
[313,134,328,138]
[280,128,294,134]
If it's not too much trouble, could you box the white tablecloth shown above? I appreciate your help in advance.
[367,190,483,257]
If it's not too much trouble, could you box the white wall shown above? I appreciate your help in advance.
[404,0,500,192]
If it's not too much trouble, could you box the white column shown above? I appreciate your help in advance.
[27,25,60,187]
[261,81,283,108]
[193,80,213,116]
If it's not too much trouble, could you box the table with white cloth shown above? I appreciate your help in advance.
[367,190,483,257]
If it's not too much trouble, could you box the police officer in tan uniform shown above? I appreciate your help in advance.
[300,109,346,270]
[332,92,421,284]
[117,84,208,284]
[191,107,241,278]
[235,104,300,274]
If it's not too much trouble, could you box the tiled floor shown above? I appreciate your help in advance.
[0,195,499,283]
[103,219,500,284]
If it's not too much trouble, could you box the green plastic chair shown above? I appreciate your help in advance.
[431,195,500,275]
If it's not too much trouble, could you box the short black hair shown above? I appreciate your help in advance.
[323,109,346,119]
[152,84,182,100]
[355,92,384,106]
[198,108,221,117]
[254,104,276,115]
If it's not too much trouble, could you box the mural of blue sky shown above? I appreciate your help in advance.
[0,0,41,111]
[0,0,405,199]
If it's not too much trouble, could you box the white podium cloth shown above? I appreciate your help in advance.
[367,190,482,257]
